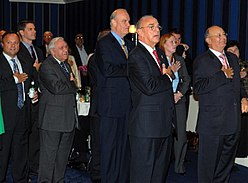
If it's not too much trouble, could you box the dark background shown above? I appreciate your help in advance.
[0,0,247,60]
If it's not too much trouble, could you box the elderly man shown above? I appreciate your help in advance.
[95,9,134,183]
[38,37,77,182]
[127,15,175,182]
[193,25,248,183]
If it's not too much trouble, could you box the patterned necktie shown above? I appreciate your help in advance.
[219,54,229,69]
[11,58,24,108]
[30,46,37,60]
[121,39,128,59]
[60,62,70,78]
[152,50,162,72]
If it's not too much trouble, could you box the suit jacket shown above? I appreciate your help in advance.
[193,50,247,135]
[173,54,191,103]
[127,43,175,138]
[0,53,33,130]
[38,55,77,132]
[87,53,98,117]
[38,44,48,59]
[70,44,87,67]
[95,32,134,118]
[18,42,44,86]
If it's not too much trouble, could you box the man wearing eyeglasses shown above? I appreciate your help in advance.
[127,15,175,182]
[71,33,88,67]
[193,25,248,183]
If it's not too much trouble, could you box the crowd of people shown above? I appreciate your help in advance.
[0,7,248,183]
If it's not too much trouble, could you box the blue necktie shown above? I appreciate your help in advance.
[30,46,36,60]
[60,62,70,78]
[11,58,24,108]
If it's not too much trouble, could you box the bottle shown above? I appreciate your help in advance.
[84,86,90,102]
[76,88,82,101]
[29,81,35,98]
[85,93,90,102]
[29,81,38,104]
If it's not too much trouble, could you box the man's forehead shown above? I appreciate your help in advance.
[142,18,158,25]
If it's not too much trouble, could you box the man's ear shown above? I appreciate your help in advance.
[205,37,211,45]
[19,30,24,37]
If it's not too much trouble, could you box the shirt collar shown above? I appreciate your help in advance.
[111,31,123,46]
[3,52,17,61]
[209,48,225,58]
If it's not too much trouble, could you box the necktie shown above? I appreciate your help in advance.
[170,56,174,65]
[60,62,70,78]
[219,54,229,69]
[30,46,37,60]
[152,50,162,72]
[11,58,24,108]
[121,39,128,59]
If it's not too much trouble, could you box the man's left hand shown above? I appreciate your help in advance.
[241,98,248,113]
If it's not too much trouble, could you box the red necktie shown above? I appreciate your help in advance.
[170,56,174,65]
[219,54,229,69]
[152,50,162,72]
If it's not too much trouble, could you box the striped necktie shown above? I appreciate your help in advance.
[121,39,128,59]
[11,58,24,108]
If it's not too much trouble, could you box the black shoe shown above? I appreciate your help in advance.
[178,172,186,176]
[91,179,101,183]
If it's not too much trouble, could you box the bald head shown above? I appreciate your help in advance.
[110,9,130,38]
[205,26,227,52]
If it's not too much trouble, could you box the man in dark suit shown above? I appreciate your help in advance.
[95,8,133,183]
[87,29,110,183]
[127,15,175,182]
[193,25,248,183]
[17,20,44,177]
[0,32,34,182]
[38,31,53,59]
[38,37,77,182]
[70,33,88,67]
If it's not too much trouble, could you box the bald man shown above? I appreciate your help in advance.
[95,9,134,183]
[193,25,248,182]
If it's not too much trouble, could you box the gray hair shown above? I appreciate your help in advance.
[109,8,127,28]
[204,28,210,39]
[136,15,154,29]
[48,37,64,52]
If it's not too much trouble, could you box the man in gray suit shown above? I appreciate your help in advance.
[38,37,77,182]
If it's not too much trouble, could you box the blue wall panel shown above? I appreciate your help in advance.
[1,0,248,59]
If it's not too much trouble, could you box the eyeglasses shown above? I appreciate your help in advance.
[207,33,228,38]
[76,36,84,39]
[139,25,163,31]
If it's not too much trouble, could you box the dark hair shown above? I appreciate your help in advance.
[2,31,20,41]
[225,40,240,50]
[169,28,183,35]
[17,20,35,32]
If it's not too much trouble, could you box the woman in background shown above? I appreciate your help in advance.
[159,33,190,175]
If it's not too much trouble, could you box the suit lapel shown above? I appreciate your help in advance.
[109,33,128,59]
[138,43,162,74]
[50,56,71,81]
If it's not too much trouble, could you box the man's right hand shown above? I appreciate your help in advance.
[13,71,28,83]
[221,66,234,79]
[162,64,173,78]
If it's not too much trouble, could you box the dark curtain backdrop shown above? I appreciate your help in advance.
[0,0,247,59]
